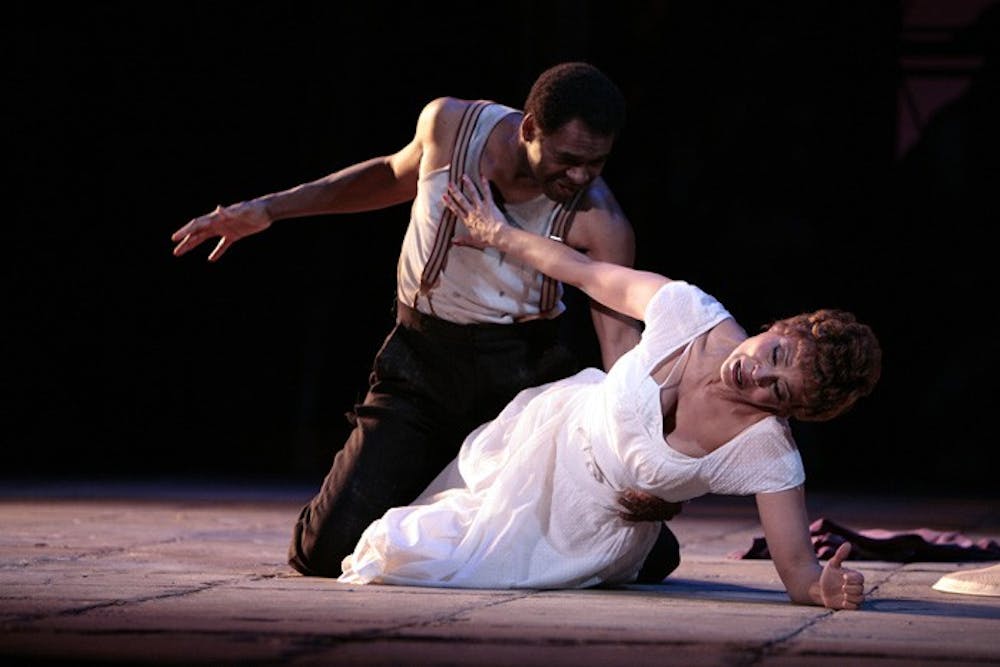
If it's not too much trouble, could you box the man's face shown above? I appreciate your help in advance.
[524,116,614,203]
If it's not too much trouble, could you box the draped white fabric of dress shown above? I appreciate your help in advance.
[339,281,806,589]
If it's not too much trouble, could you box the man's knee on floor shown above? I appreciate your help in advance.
[288,538,345,578]
[634,523,682,584]
[287,515,351,578]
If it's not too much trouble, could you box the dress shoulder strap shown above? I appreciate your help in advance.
[656,340,695,389]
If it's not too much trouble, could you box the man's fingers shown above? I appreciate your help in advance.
[616,493,644,522]
[173,213,209,240]
[617,490,638,508]
[618,501,639,515]
[172,210,215,243]
[207,238,229,262]
[172,234,191,256]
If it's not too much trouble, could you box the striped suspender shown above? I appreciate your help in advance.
[416,100,585,315]
[417,101,489,304]
[539,188,584,313]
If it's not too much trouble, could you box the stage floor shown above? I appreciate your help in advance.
[1,478,997,666]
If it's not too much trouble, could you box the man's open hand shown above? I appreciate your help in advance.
[617,489,684,522]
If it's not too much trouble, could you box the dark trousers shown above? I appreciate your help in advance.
[288,302,681,582]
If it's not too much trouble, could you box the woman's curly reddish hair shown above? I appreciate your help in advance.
[767,309,882,422]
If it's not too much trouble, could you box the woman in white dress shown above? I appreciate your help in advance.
[339,175,881,611]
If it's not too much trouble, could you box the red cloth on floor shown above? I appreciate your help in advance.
[733,517,1000,562]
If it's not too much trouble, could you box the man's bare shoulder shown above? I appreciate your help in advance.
[566,177,634,260]
[417,97,493,158]
[575,176,623,217]
[419,97,492,134]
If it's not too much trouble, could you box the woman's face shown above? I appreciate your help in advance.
[719,330,808,414]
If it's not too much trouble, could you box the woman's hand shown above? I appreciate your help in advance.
[442,175,508,249]
[819,542,866,610]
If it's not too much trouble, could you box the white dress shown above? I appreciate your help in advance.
[339,282,805,589]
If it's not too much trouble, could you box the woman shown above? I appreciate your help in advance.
[339,176,881,610]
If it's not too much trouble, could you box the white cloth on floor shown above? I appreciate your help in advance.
[933,563,1000,597]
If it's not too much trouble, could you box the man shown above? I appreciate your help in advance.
[172,62,680,581]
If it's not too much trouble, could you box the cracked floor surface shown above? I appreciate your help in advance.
[1,480,997,666]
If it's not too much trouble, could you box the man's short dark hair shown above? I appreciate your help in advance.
[524,62,626,137]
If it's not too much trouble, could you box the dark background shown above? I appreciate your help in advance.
[7,1,997,496]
